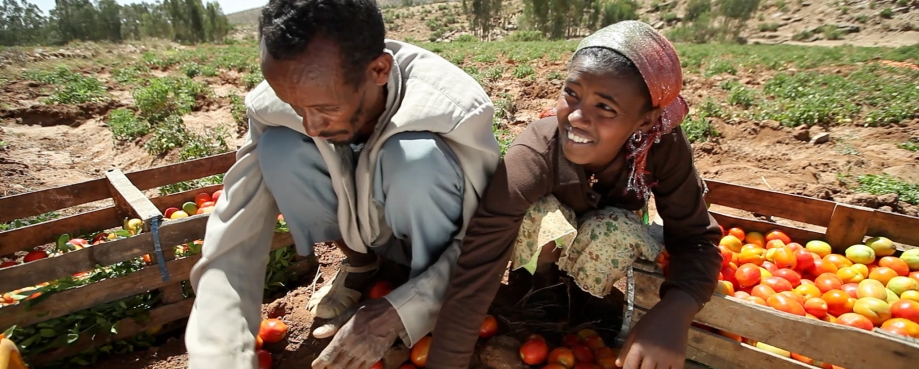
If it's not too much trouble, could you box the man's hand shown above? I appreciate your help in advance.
[616,290,699,369]
[311,298,404,369]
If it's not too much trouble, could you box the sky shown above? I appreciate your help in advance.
[27,0,267,16]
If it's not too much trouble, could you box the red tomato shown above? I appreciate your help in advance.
[194,192,212,207]
[794,248,816,272]
[571,345,594,363]
[547,347,575,368]
[879,256,910,277]
[766,230,792,245]
[767,293,806,316]
[560,333,580,348]
[480,315,498,338]
[773,269,802,288]
[0,261,16,268]
[23,250,48,262]
[256,349,272,369]
[520,339,549,365]
[398,364,417,369]
[258,319,288,343]
[411,336,432,367]
[211,189,224,203]
[836,313,873,330]
[369,361,383,369]
[735,263,762,288]
[890,299,919,324]
[761,276,794,293]
[369,280,394,299]
[728,227,746,241]
[804,297,829,319]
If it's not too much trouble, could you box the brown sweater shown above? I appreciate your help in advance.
[425,117,723,368]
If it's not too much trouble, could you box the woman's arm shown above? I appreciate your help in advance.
[425,142,553,369]
[650,126,723,312]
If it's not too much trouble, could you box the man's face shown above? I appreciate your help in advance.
[261,37,391,145]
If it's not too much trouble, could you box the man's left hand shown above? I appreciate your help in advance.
[311,298,404,368]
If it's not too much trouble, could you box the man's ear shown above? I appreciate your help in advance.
[639,106,664,133]
[368,53,393,86]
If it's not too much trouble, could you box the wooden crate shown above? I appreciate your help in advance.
[0,151,304,365]
[629,179,919,369]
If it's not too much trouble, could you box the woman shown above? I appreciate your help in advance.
[425,21,723,369]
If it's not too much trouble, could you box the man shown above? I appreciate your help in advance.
[183,0,500,367]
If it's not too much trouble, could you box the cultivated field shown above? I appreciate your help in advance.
[1,0,919,368]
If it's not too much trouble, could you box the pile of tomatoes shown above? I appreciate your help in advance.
[516,328,618,369]
[662,226,919,368]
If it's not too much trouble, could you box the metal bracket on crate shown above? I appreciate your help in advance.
[615,266,635,346]
[151,216,171,282]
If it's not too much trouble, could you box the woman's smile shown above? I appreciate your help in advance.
[564,125,594,145]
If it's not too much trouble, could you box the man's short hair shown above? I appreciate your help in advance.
[259,0,386,86]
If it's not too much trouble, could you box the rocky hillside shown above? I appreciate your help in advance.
[226,0,919,48]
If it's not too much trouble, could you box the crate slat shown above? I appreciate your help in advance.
[705,180,837,226]
[710,211,825,242]
[825,203,873,251]
[125,151,236,191]
[631,264,919,369]
[0,179,110,223]
[0,232,293,329]
[868,210,919,247]
[0,207,120,257]
[105,168,163,225]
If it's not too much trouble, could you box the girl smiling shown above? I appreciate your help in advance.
[427,20,723,369]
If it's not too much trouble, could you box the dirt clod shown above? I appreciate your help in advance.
[794,125,811,141]
[479,336,527,369]
[267,299,290,319]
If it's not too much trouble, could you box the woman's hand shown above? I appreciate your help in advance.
[616,289,700,369]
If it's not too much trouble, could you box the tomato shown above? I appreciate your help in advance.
[211,189,224,203]
[890,299,919,324]
[745,232,766,248]
[809,259,839,279]
[772,268,801,288]
[822,290,855,317]
[735,263,762,288]
[841,283,859,299]
[258,319,288,343]
[911,271,919,284]
[718,246,734,268]
[255,335,263,350]
[577,328,599,339]
[715,280,735,296]
[23,250,48,263]
[824,254,854,270]
[778,291,805,306]
[720,235,743,253]
[836,267,865,284]
[761,260,778,274]
[853,297,892,326]
[733,291,751,299]
[856,279,888,300]
[411,335,432,366]
[738,248,766,266]
[480,315,498,338]
[761,276,793,293]
[256,349,273,369]
[520,338,549,365]
[750,284,776,301]
[718,330,742,341]
[527,334,546,342]
[163,207,179,219]
[815,273,844,293]
[574,364,602,369]
[879,256,910,277]
[836,313,873,330]
[791,352,815,365]
[0,261,16,268]
[398,364,418,369]
[544,365,569,369]
[794,248,816,273]
[547,347,575,368]
[794,284,822,300]
[194,192,212,207]
[596,357,618,369]
[369,361,383,369]
[766,230,792,245]
[869,267,899,286]
[721,265,739,287]
[561,333,580,348]
[571,345,594,363]
[368,280,394,299]
[881,318,919,338]
[804,297,828,318]
[728,227,746,241]
[773,247,797,270]
[582,335,604,350]
[594,347,618,360]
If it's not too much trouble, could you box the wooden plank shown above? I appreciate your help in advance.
[125,151,236,191]
[825,203,873,252]
[0,232,294,328]
[868,210,919,247]
[632,269,919,369]
[0,214,208,294]
[29,298,195,366]
[0,207,120,257]
[104,169,163,226]
[710,211,825,242]
[629,308,787,369]
[0,179,110,223]
[704,179,837,227]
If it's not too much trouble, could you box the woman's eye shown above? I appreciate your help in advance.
[598,104,615,113]
[564,88,578,98]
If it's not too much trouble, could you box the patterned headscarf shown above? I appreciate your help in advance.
[551,20,689,200]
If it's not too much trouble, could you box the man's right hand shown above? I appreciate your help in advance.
[311,298,404,368]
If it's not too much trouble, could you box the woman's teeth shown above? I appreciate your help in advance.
[567,130,592,144]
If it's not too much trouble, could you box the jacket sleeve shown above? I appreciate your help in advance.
[424,143,551,369]
[651,127,723,310]
[184,106,281,369]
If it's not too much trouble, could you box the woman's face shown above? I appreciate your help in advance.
[555,56,658,171]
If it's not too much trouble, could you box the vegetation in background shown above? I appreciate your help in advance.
[857,174,919,205]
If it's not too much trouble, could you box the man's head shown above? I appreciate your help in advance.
[258,0,393,145]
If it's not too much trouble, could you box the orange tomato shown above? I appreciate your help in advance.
[879,257,910,277]
[718,246,734,268]
[547,347,575,368]
[480,315,498,338]
[752,284,777,301]
[869,267,899,286]
[825,254,854,269]
[255,335,263,350]
[836,313,874,330]
[794,283,822,300]
[767,293,806,316]
[744,295,767,305]
[773,269,802,287]
[594,347,618,360]
[738,248,766,266]
[766,239,787,250]
[791,352,815,365]
[773,247,797,270]
[715,280,735,296]
[890,299,919,324]
[412,335,433,366]
[582,335,604,351]
[815,273,844,293]
[728,227,746,241]
[823,289,854,317]
[745,232,766,248]
[880,318,919,338]
[778,291,805,306]
[194,192,212,207]
[766,230,792,244]
[809,259,839,279]
[804,297,829,318]
[718,330,742,342]
[761,276,793,293]
[735,263,763,288]
[909,271,919,284]
[258,319,288,343]
[761,261,778,274]
[733,291,751,299]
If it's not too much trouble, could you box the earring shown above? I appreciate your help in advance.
[631,131,643,143]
